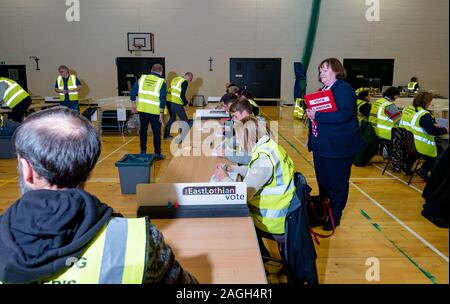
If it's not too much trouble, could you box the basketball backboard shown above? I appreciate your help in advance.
[127,32,154,53]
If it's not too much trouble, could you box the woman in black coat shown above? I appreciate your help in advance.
[306,58,362,231]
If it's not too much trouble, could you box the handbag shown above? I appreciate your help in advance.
[307,195,336,244]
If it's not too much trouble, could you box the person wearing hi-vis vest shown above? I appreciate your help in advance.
[213,116,295,257]
[54,65,82,113]
[163,72,193,141]
[356,90,372,124]
[399,92,448,181]
[407,76,419,94]
[0,107,198,284]
[368,86,401,141]
[0,77,32,123]
[130,64,166,160]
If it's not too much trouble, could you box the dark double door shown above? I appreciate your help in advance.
[230,58,281,99]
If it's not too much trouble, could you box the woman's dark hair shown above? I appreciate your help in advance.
[14,107,101,188]
[383,87,400,100]
[358,90,370,100]
[412,92,433,110]
[410,77,418,82]
[318,58,346,81]
[229,99,253,114]
[220,93,238,105]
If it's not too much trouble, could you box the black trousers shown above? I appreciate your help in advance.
[164,102,189,138]
[138,112,161,154]
[313,153,354,223]
[10,96,31,123]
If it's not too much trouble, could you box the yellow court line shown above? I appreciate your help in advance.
[0,177,18,188]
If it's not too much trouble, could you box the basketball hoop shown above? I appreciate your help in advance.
[133,44,143,50]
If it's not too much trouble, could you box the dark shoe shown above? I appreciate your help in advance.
[323,217,340,231]
[154,154,165,161]
[415,168,429,182]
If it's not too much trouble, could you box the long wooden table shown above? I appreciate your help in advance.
[151,122,267,284]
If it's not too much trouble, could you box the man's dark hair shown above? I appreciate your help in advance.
[220,93,238,105]
[358,90,370,100]
[229,99,253,114]
[410,77,418,82]
[238,90,254,100]
[383,87,400,100]
[14,107,101,188]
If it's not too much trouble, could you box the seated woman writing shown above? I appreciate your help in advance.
[212,116,295,255]
[399,91,448,180]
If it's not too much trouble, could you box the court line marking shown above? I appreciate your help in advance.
[352,181,448,263]
[372,164,423,194]
[0,177,18,188]
[96,136,136,165]
[360,209,438,284]
[262,111,449,263]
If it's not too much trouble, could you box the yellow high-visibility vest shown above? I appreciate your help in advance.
[170,76,187,105]
[137,74,165,115]
[369,98,395,140]
[0,77,29,109]
[356,99,369,123]
[294,98,305,119]
[57,75,79,101]
[399,105,437,157]
[247,139,295,234]
[407,82,418,92]
[39,217,148,284]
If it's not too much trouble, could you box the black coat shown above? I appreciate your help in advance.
[283,172,319,284]
[421,148,449,228]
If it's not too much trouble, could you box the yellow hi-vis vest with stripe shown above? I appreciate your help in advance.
[57,75,79,101]
[247,139,295,234]
[369,98,395,140]
[356,99,368,123]
[39,217,148,284]
[399,105,437,157]
[170,76,187,105]
[247,98,260,109]
[0,77,29,109]
[294,98,305,119]
[137,74,165,115]
[408,82,418,92]
[355,87,370,95]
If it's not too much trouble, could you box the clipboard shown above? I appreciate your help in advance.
[304,90,337,113]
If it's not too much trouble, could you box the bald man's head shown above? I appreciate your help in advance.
[14,107,101,188]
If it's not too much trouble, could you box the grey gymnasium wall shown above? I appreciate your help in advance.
[0,0,448,102]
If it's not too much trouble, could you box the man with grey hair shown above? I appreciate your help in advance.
[0,107,198,284]
[54,65,82,113]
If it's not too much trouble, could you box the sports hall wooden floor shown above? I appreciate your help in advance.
[0,105,448,284]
